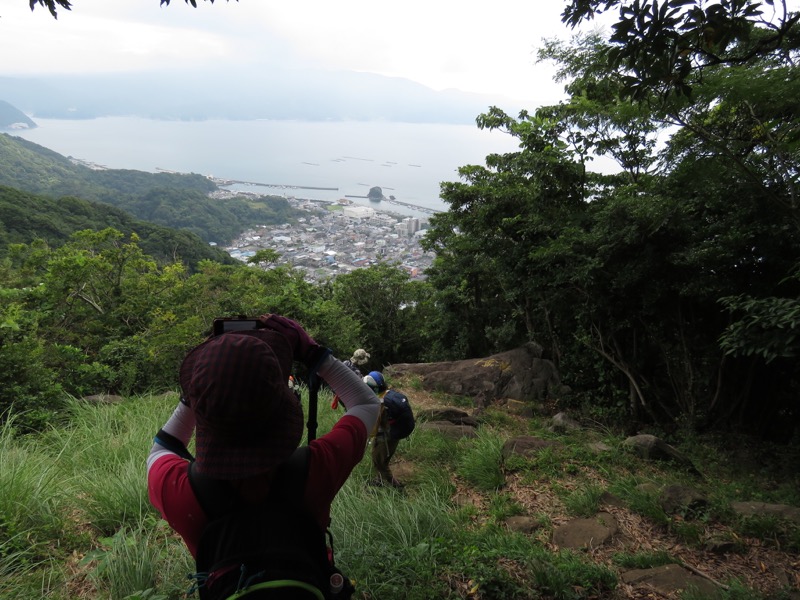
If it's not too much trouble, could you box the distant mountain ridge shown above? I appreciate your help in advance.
[0,100,36,130]
[0,66,524,125]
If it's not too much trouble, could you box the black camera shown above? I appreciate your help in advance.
[212,316,263,336]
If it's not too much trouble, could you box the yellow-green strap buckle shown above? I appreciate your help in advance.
[225,579,325,600]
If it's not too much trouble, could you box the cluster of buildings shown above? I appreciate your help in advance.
[224,197,434,282]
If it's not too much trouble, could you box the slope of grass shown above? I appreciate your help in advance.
[0,381,797,600]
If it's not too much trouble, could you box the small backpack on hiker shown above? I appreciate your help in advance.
[188,446,355,600]
[381,389,415,441]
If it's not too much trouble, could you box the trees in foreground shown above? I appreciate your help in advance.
[422,2,800,439]
[0,228,437,431]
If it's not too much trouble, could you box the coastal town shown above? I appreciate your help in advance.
[221,193,436,282]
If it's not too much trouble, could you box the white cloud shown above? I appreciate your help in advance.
[0,0,576,104]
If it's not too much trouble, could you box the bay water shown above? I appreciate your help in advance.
[14,117,521,218]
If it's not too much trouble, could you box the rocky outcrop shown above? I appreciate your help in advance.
[731,501,800,524]
[501,436,563,459]
[623,434,702,476]
[387,342,567,404]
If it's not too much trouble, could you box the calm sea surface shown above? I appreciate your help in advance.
[14,117,520,218]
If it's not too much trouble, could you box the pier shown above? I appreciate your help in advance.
[212,177,338,192]
[196,171,441,215]
[344,195,440,215]
[386,198,440,215]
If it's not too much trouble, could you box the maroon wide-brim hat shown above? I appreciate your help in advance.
[179,329,302,479]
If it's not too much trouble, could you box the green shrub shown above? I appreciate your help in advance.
[0,302,65,430]
[44,343,115,397]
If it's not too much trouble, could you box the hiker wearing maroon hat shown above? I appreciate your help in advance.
[146,314,380,599]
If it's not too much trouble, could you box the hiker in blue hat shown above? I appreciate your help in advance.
[363,370,415,488]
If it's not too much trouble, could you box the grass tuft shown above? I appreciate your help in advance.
[456,428,505,491]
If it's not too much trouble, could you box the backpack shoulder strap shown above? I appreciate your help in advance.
[270,445,311,505]
[154,428,194,461]
[188,462,236,521]
[188,446,312,521]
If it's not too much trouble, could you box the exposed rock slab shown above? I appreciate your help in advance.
[659,484,709,516]
[416,408,479,427]
[81,394,125,404]
[623,434,701,474]
[501,436,563,459]
[552,512,618,549]
[387,342,564,403]
[417,421,478,439]
[504,516,542,535]
[621,563,722,598]
[731,501,800,524]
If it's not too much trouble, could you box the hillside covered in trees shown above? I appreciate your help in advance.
[0,185,238,269]
[0,100,36,129]
[0,133,297,244]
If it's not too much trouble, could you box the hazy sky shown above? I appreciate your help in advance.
[0,0,601,107]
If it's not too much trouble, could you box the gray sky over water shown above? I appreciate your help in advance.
[0,0,591,107]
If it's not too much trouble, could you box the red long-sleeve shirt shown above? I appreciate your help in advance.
[147,415,367,558]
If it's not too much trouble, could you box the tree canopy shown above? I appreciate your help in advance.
[30,0,235,19]
[561,0,800,98]
[421,9,800,438]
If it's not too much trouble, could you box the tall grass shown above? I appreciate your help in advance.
[0,416,72,573]
[40,398,162,533]
[331,481,458,598]
[456,428,505,491]
[82,522,193,600]
[0,387,792,599]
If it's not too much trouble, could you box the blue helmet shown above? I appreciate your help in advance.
[363,370,387,393]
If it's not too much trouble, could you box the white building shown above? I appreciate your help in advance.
[343,205,375,219]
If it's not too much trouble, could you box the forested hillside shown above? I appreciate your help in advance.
[420,7,800,442]
[0,133,297,244]
[0,185,237,268]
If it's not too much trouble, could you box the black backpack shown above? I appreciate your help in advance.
[382,390,415,440]
[187,446,354,600]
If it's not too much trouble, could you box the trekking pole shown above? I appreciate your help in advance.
[307,375,319,444]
